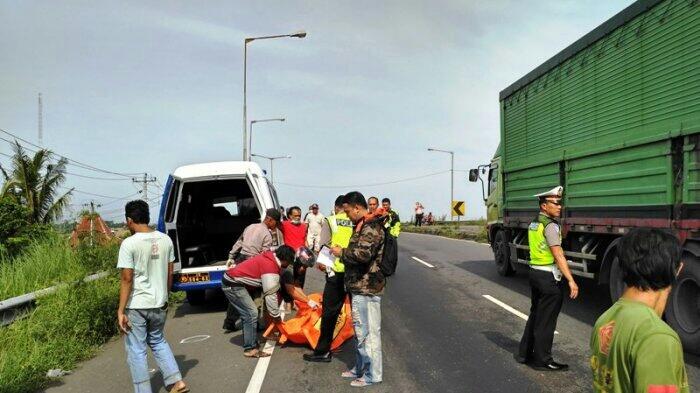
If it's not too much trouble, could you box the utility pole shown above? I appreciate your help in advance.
[38,93,43,147]
[132,173,157,202]
[83,201,102,246]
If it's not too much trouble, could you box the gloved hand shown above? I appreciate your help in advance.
[226,258,235,268]
[307,300,319,310]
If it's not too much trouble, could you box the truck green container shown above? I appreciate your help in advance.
[471,0,699,353]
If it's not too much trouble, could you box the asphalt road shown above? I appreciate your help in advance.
[43,232,699,393]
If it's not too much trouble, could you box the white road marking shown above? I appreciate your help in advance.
[179,335,210,344]
[482,294,559,335]
[405,231,491,247]
[244,301,287,393]
[244,340,277,393]
[411,256,436,268]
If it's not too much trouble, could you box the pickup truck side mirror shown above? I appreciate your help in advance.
[468,169,479,182]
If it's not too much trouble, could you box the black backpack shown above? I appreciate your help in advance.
[379,227,398,277]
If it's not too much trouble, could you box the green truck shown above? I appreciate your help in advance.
[470,0,699,354]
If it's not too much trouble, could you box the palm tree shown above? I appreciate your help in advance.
[0,141,73,223]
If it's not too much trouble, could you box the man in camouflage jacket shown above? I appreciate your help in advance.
[330,191,386,387]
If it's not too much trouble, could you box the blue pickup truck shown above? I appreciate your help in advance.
[157,161,280,305]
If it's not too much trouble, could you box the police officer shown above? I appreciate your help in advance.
[303,195,354,362]
[516,186,579,371]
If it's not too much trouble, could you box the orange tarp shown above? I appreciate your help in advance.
[265,293,354,350]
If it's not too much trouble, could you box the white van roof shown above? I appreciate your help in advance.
[172,161,265,180]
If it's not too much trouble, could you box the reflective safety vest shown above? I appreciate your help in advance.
[528,213,561,266]
[327,212,353,273]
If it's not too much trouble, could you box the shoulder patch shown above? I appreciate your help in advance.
[528,222,540,231]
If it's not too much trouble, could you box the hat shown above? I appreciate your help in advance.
[534,186,564,198]
[311,203,319,209]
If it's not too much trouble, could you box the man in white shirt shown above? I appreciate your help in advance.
[304,203,325,252]
[117,200,189,393]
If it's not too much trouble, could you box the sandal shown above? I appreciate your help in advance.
[169,384,190,393]
[244,348,271,358]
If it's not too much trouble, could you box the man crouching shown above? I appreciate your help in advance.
[221,245,295,358]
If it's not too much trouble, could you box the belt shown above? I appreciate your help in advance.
[530,264,556,272]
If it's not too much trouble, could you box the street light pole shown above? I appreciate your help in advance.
[242,30,306,161]
[428,148,455,220]
[251,153,292,185]
[250,118,285,159]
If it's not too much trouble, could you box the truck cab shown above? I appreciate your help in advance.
[157,161,280,305]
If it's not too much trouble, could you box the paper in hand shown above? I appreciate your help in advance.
[316,246,336,269]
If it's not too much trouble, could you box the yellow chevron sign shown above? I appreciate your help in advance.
[451,201,465,216]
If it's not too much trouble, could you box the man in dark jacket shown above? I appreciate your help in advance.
[330,191,385,387]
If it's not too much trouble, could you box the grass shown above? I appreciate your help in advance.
[403,221,490,244]
[0,233,119,300]
[0,233,120,393]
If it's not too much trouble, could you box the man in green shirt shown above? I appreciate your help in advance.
[590,228,689,393]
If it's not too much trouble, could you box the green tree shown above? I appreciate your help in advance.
[0,196,49,256]
[0,141,73,224]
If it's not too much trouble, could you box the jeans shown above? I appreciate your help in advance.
[350,294,383,383]
[124,308,182,393]
[222,284,259,350]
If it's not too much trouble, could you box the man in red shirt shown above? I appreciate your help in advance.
[221,245,295,358]
[280,206,308,251]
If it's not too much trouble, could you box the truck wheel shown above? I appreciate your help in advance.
[186,290,206,306]
[608,256,625,302]
[494,230,514,277]
[665,254,700,356]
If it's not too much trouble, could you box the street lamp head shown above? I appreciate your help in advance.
[291,30,307,38]
[245,37,255,44]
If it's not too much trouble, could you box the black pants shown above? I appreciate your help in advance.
[314,272,346,354]
[518,269,564,365]
[415,214,423,226]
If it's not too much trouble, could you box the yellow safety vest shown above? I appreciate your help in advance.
[528,213,561,266]
[327,212,353,273]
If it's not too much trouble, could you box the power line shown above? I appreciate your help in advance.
[276,170,451,189]
[0,127,142,178]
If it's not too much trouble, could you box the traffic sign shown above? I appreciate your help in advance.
[452,200,465,216]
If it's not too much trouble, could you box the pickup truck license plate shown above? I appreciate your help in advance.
[179,272,210,283]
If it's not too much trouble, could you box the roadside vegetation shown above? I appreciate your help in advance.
[0,142,124,392]
[402,219,489,244]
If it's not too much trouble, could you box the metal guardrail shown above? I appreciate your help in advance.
[0,271,110,326]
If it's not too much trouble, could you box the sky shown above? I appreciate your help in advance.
[0,0,635,223]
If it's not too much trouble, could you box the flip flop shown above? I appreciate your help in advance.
[244,349,271,358]
[169,385,190,393]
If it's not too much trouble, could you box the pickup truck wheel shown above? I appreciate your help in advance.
[494,230,514,277]
[608,256,625,302]
[186,290,206,306]
[665,254,700,356]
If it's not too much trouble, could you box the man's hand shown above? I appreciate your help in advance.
[117,312,131,334]
[330,246,343,257]
[317,264,326,272]
[307,300,319,310]
[226,258,235,268]
[568,279,579,299]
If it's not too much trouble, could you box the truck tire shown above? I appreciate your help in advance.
[665,254,700,356]
[186,290,206,306]
[494,230,514,277]
[608,256,626,302]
